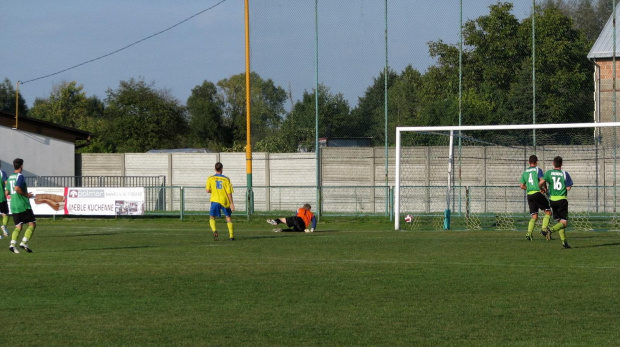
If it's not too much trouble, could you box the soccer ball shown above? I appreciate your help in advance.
[404,214,413,223]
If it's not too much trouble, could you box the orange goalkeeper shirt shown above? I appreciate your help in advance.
[296,208,314,228]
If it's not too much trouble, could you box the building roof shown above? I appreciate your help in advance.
[0,110,93,145]
[588,10,620,59]
[147,148,211,153]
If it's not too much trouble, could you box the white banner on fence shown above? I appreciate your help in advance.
[20,187,146,216]
[30,187,66,215]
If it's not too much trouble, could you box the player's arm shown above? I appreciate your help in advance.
[227,193,235,211]
[205,177,212,193]
[519,183,527,190]
[565,172,573,192]
[14,176,33,198]
[539,174,548,190]
[538,178,547,193]
[14,185,33,198]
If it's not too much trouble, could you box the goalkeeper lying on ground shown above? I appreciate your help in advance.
[267,203,317,232]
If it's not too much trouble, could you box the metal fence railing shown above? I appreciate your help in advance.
[25,175,166,188]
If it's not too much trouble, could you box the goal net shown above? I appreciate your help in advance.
[395,123,620,231]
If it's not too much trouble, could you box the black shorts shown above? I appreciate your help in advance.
[550,199,568,221]
[285,216,306,231]
[12,209,36,226]
[0,201,8,214]
[527,192,550,215]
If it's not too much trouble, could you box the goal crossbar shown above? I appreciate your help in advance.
[394,122,620,230]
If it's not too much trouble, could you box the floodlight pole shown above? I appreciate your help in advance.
[532,0,537,150]
[445,131,454,230]
[614,0,617,213]
[14,80,20,129]
[384,0,389,219]
[315,0,321,218]
[244,0,254,215]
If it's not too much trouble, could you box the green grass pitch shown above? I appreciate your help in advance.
[0,217,618,346]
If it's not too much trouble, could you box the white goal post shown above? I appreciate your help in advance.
[395,122,620,230]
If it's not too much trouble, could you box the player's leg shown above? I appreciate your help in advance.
[0,201,9,237]
[292,217,306,232]
[209,203,221,241]
[20,223,35,253]
[224,208,234,240]
[525,195,538,240]
[557,220,569,248]
[534,193,552,239]
[266,217,286,226]
[527,213,538,240]
[277,217,303,232]
[9,213,24,254]
[542,210,552,240]
[551,200,570,248]
[209,217,219,241]
[17,210,36,252]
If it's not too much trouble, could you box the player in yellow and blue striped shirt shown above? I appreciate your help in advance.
[206,162,235,241]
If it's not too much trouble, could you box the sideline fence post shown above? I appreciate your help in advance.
[180,186,184,221]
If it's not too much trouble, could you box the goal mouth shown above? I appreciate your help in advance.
[395,122,620,231]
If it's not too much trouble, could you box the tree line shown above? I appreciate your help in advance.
[0,1,612,152]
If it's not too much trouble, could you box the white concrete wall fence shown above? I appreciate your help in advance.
[77,145,620,215]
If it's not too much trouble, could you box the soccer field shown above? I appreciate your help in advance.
[1,217,618,346]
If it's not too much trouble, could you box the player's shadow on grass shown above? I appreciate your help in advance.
[55,245,153,252]
[243,234,298,240]
[50,232,136,237]
[579,242,620,248]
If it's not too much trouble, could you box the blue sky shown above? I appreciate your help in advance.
[2,1,534,108]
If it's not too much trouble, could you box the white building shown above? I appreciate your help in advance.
[0,110,92,177]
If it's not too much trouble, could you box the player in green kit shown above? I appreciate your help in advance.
[0,168,10,238]
[541,156,573,249]
[519,155,552,241]
[6,158,36,253]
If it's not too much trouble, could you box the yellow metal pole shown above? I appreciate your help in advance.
[244,0,253,213]
[14,80,20,128]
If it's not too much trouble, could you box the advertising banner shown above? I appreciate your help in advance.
[65,187,145,216]
[11,187,145,216]
[30,187,66,215]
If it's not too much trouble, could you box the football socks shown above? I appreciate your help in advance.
[527,218,536,233]
[541,214,550,230]
[209,218,217,232]
[227,222,234,239]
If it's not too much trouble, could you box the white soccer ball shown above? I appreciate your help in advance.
[404,214,413,223]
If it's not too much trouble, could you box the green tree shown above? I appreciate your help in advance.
[387,66,423,133]
[541,0,614,42]
[513,6,593,125]
[28,81,109,152]
[186,81,225,150]
[571,0,602,41]
[256,84,350,152]
[350,69,399,145]
[0,78,28,115]
[463,2,525,98]
[217,72,287,147]
[420,2,593,132]
[103,78,188,153]
[30,81,92,128]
